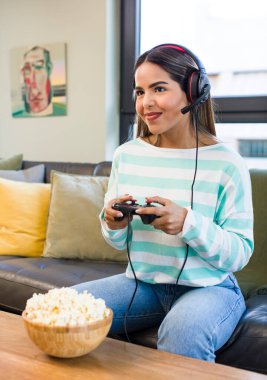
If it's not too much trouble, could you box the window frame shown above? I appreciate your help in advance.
[119,0,267,144]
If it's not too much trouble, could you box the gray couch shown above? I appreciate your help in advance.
[0,160,266,374]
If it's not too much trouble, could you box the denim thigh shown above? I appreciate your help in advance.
[72,273,165,334]
[157,274,246,362]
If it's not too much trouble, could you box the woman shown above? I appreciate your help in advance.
[74,44,254,362]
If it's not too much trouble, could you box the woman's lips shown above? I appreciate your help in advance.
[144,112,162,121]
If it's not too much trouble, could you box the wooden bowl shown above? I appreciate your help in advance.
[22,308,113,358]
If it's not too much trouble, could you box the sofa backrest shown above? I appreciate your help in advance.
[22,160,112,183]
[235,169,267,298]
[93,161,112,176]
[22,160,266,297]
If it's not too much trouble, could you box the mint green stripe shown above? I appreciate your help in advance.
[121,153,196,169]
[131,261,221,281]
[224,165,242,179]
[108,229,128,243]
[119,173,192,189]
[182,227,197,242]
[119,173,219,194]
[204,254,221,262]
[193,181,219,193]
[131,261,180,280]
[192,223,218,254]
[130,241,196,258]
[216,190,227,219]
[225,166,246,211]
[179,267,223,281]
[132,218,154,230]
[192,204,215,217]
[130,201,215,220]
[121,152,236,171]
[221,237,239,270]
[141,278,157,284]
[111,233,127,243]
[222,218,253,230]
[183,212,203,241]
[195,250,222,264]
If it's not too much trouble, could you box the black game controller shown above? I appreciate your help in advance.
[112,200,158,225]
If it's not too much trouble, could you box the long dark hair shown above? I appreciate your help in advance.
[134,46,216,142]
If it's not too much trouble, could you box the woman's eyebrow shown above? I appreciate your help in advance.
[149,81,169,88]
[134,81,169,90]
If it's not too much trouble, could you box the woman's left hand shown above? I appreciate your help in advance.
[135,196,188,235]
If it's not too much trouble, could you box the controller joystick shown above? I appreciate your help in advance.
[112,200,158,224]
[140,201,158,224]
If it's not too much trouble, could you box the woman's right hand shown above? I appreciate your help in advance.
[104,194,133,230]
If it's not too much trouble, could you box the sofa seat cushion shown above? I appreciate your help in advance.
[0,256,126,313]
[216,295,267,373]
[126,295,267,374]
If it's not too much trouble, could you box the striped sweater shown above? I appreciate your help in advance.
[100,138,254,287]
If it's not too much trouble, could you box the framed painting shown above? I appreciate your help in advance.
[10,42,67,118]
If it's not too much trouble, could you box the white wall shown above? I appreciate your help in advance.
[0,0,120,162]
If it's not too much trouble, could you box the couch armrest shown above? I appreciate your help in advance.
[216,295,267,374]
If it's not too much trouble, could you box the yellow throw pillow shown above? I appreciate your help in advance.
[43,172,127,262]
[0,177,51,257]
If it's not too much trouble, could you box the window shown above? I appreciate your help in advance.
[120,0,267,168]
[141,0,267,97]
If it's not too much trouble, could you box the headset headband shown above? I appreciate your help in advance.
[153,43,210,113]
[154,43,206,73]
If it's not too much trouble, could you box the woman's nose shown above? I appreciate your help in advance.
[143,92,155,108]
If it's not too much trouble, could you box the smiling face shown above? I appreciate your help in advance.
[134,61,191,145]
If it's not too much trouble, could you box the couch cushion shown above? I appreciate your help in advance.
[0,257,126,313]
[125,295,267,374]
[0,164,45,183]
[216,295,267,373]
[0,154,23,170]
[43,172,127,262]
[0,178,51,257]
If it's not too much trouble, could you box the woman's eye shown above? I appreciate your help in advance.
[135,89,144,97]
[155,87,166,93]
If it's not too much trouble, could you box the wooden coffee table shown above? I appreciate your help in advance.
[0,311,265,380]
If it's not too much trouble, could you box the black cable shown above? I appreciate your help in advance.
[124,122,199,337]
[169,123,199,311]
[123,214,138,343]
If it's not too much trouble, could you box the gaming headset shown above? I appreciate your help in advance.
[153,43,211,114]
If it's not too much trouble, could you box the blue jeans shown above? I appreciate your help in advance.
[72,273,245,362]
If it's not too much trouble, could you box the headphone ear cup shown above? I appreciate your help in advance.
[187,71,210,104]
[187,71,200,103]
[198,72,210,102]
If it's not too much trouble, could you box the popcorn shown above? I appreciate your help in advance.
[24,287,110,327]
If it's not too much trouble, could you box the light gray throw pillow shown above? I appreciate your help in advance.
[0,164,45,183]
